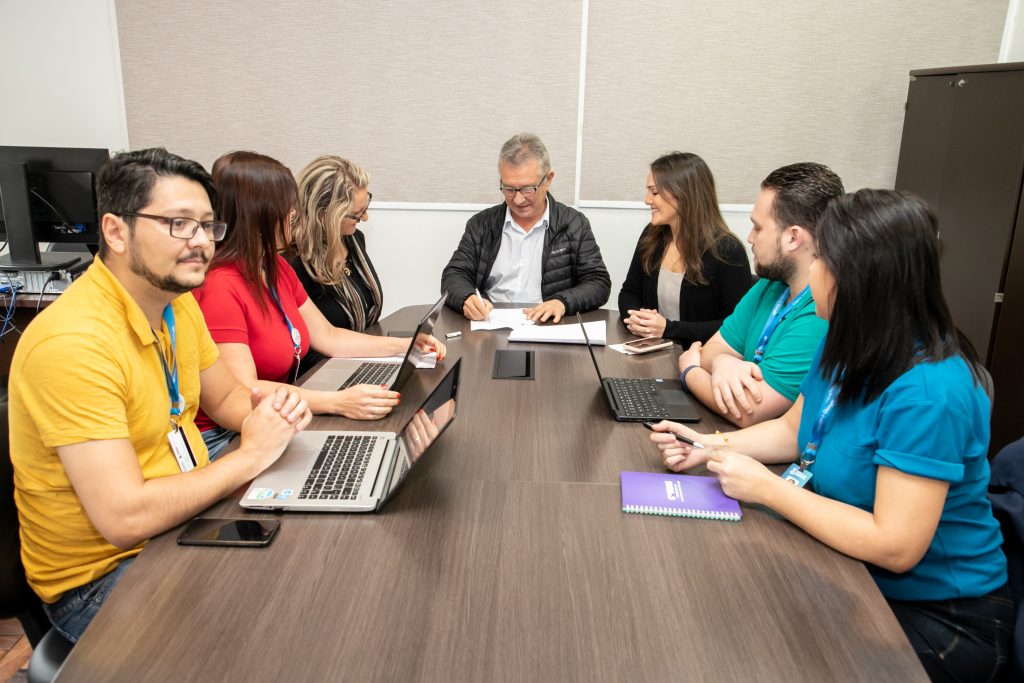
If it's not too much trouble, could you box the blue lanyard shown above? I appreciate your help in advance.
[267,285,302,383]
[154,305,184,419]
[753,285,810,363]
[800,382,839,470]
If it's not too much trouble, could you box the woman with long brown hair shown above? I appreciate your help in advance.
[618,152,751,345]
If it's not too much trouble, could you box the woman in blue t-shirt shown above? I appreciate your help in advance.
[649,189,1012,681]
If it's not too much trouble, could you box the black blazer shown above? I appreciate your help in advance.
[617,228,753,345]
[290,229,382,332]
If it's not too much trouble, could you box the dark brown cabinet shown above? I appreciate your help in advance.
[895,62,1024,454]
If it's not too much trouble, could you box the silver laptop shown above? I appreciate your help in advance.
[241,359,461,512]
[301,294,446,393]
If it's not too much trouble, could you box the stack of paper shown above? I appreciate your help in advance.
[507,320,606,345]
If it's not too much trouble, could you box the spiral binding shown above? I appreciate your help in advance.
[622,505,740,521]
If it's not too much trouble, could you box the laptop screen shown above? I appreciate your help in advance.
[390,293,447,390]
[381,358,461,503]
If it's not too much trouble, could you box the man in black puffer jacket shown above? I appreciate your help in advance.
[441,133,610,323]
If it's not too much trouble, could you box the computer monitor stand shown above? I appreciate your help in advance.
[0,252,82,271]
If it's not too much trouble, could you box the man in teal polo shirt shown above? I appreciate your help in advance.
[677,163,843,427]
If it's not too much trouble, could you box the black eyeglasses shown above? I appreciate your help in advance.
[499,176,548,199]
[117,212,228,241]
[345,192,372,221]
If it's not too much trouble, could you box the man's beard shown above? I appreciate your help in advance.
[754,250,796,283]
[128,240,209,294]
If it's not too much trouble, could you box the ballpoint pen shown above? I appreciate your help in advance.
[474,288,489,321]
[642,421,706,449]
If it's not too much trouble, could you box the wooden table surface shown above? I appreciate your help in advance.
[56,306,926,682]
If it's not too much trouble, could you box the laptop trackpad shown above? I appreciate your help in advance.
[660,389,691,406]
[271,433,324,472]
[656,386,701,422]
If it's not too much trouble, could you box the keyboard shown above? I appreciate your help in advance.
[299,435,378,500]
[609,378,670,419]
[338,361,398,389]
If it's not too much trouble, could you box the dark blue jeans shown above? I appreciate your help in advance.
[42,556,136,643]
[888,583,1013,682]
[201,425,237,462]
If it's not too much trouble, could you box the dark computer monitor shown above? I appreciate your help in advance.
[0,146,109,270]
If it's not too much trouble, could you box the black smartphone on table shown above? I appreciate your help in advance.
[176,518,280,547]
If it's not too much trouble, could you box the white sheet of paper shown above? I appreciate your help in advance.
[342,351,438,369]
[507,320,607,345]
[469,308,536,331]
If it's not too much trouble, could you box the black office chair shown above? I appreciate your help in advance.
[0,387,75,682]
[990,436,1023,682]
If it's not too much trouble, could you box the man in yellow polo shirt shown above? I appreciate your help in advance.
[9,148,312,642]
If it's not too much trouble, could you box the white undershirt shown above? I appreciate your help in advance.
[485,202,550,304]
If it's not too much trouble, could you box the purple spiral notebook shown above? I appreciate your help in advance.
[620,471,742,521]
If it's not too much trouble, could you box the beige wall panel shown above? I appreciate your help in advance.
[115,1,582,203]
[582,1,1006,203]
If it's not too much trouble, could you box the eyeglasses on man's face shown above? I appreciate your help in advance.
[345,192,372,222]
[117,212,228,241]
[499,176,548,198]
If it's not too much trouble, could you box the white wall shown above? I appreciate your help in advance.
[0,0,127,150]
[1001,0,1024,60]
[2,0,1019,319]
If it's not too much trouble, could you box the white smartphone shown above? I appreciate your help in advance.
[622,337,674,354]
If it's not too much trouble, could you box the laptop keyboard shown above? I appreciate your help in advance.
[610,378,671,419]
[339,362,397,390]
[299,435,377,500]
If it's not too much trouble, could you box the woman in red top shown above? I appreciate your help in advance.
[193,151,444,458]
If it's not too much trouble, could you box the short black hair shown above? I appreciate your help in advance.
[95,148,215,257]
[761,162,844,236]
[816,189,978,404]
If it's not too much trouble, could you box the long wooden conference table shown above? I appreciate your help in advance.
[57,306,927,682]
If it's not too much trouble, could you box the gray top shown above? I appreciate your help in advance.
[657,267,685,321]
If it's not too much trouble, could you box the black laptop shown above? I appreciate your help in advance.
[577,314,700,423]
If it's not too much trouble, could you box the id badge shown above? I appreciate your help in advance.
[782,463,813,488]
[168,424,197,472]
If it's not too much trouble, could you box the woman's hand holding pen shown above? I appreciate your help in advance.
[647,420,730,472]
[648,422,774,502]
[648,421,710,471]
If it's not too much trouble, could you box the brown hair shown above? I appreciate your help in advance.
[760,161,844,237]
[637,152,741,285]
[209,151,298,311]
